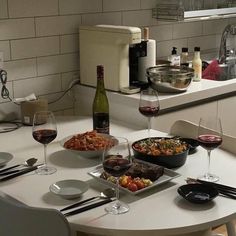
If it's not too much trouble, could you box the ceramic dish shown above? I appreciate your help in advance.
[0,152,13,167]
[179,138,199,154]
[88,160,180,195]
[132,137,189,168]
[60,132,114,159]
[49,179,89,199]
[177,183,219,204]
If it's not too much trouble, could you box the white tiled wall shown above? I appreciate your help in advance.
[0,0,235,120]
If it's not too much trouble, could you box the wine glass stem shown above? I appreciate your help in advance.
[148,117,151,138]
[43,144,48,166]
[115,177,121,208]
[206,150,211,176]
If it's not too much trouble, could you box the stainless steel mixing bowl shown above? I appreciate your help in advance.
[147,65,194,93]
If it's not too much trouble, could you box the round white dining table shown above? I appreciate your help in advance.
[0,116,236,236]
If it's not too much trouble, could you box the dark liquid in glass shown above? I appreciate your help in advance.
[33,129,57,145]
[103,155,131,177]
[139,106,159,117]
[198,134,222,150]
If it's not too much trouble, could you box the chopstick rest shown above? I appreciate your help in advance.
[63,198,114,217]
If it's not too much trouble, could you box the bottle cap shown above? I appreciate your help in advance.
[171,47,177,55]
[143,27,149,41]
[182,47,188,53]
[194,47,200,52]
[97,65,104,77]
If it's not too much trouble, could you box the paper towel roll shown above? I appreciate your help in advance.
[138,39,156,82]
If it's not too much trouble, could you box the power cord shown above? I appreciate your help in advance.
[0,69,80,105]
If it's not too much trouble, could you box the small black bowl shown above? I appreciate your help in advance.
[179,138,199,154]
[178,184,219,204]
[132,137,189,169]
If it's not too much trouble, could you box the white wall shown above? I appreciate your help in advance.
[0,0,235,120]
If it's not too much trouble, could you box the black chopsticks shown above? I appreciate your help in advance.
[63,198,114,217]
[0,165,40,182]
[186,178,236,200]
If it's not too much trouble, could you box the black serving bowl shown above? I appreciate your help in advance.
[131,137,189,169]
[178,184,219,204]
[179,138,199,154]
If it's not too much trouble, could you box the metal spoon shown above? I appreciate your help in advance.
[0,158,38,174]
[60,188,116,212]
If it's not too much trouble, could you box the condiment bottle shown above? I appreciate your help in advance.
[180,47,189,67]
[92,65,110,134]
[192,47,202,81]
[168,47,180,66]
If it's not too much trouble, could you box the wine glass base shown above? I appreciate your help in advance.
[105,200,129,215]
[198,173,219,182]
[36,166,57,175]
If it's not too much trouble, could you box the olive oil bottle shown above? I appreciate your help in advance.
[92,65,110,134]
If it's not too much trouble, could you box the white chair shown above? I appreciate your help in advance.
[0,191,71,236]
[170,119,236,236]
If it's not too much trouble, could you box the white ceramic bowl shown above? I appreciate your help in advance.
[60,133,114,159]
[49,179,89,199]
[0,152,13,167]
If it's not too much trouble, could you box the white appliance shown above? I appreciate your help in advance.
[79,25,141,91]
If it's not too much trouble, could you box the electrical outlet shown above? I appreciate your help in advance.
[0,52,4,69]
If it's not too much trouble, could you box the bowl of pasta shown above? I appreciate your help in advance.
[60,130,115,158]
[131,137,189,168]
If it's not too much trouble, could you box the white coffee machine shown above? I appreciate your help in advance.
[79,25,141,91]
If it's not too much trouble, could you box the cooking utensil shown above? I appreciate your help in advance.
[0,158,37,174]
[147,65,194,93]
[64,198,115,217]
[60,188,115,212]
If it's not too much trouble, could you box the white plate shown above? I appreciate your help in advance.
[49,179,89,199]
[0,152,13,167]
[88,160,181,195]
[60,133,114,159]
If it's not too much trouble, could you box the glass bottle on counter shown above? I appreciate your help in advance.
[180,47,189,68]
[92,65,110,134]
[192,47,202,81]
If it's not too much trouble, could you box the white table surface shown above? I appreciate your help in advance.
[0,116,236,236]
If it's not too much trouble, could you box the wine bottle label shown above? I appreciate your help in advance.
[93,112,110,134]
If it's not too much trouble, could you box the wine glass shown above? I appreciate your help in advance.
[32,111,57,175]
[197,117,223,182]
[139,88,160,137]
[102,137,132,215]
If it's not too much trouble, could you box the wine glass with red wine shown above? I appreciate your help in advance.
[197,117,223,182]
[139,88,160,137]
[102,137,132,214]
[32,111,57,175]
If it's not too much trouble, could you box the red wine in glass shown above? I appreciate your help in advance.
[102,137,132,215]
[139,88,160,137]
[33,129,57,145]
[139,106,160,117]
[32,111,57,175]
[103,155,132,177]
[198,134,222,150]
[197,117,223,182]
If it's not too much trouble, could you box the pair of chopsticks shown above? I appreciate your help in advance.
[61,198,114,217]
[186,178,236,200]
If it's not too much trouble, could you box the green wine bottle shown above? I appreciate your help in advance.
[92,65,110,134]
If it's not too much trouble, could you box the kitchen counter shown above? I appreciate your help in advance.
[75,78,236,135]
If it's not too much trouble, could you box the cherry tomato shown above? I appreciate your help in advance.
[127,182,138,192]
[134,180,145,190]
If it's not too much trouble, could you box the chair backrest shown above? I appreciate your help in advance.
[0,191,71,236]
[169,119,236,155]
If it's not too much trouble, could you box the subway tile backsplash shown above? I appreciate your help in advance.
[0,0,235,120]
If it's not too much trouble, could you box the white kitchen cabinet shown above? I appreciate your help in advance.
[152,101,218,134]
[218,96,236,137]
